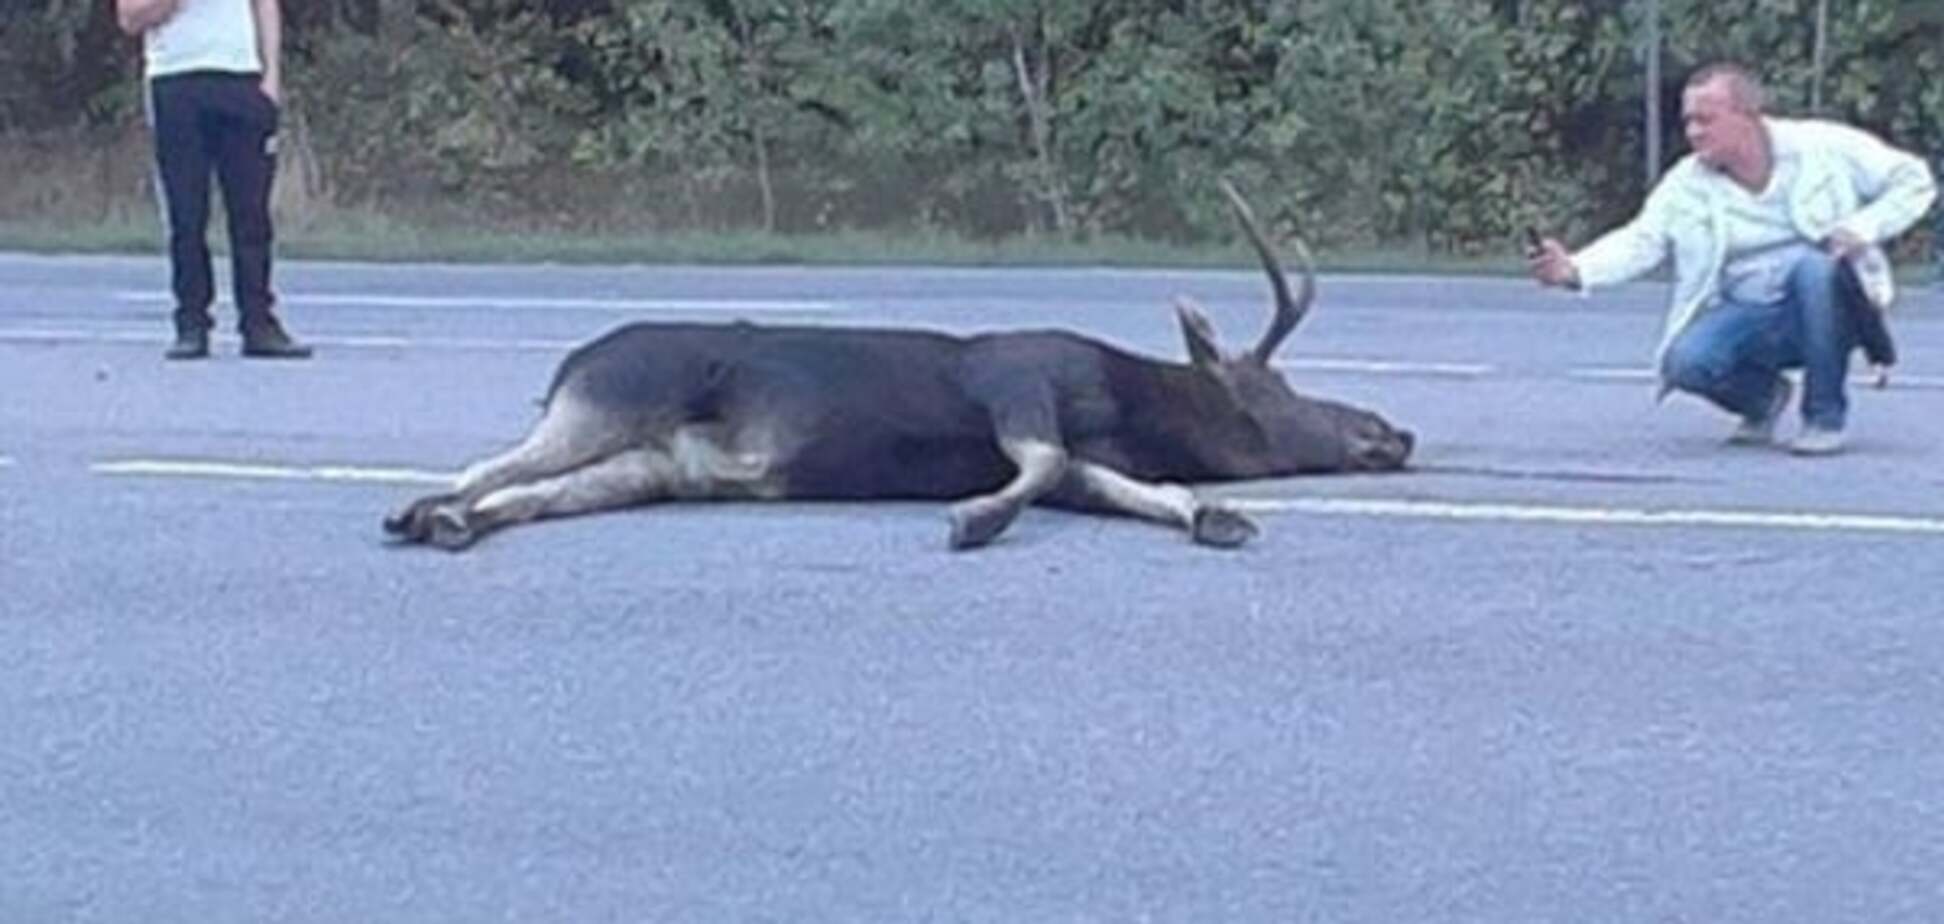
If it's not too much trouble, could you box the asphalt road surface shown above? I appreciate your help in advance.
[4,252,1943,923]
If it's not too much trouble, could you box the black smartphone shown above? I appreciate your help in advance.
[1523,226,1544,256]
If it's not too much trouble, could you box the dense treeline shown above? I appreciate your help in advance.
[2,0,1939,250]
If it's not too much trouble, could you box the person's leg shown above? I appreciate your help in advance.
[210,74,308,358]
[1659,298,1793,428]
[1781,250,1858,435]
[146,74,216,357]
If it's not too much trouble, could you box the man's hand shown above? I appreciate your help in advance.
[259,74,281,105]
[1527,237,1580,289]
[1823,228,1869,260]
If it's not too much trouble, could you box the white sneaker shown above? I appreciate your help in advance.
[1789,426,1846,456]
[1727,377,1792,446]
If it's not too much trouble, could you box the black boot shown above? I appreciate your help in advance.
[240,317,313,359]
[164,326,210,360]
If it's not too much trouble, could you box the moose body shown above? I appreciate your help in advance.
[385,183,1413,551]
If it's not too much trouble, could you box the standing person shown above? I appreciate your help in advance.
[1529,63,1934,455]
[118,0,311,360]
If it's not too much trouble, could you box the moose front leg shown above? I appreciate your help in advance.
[1046,460,1259,548]
[949,386,1068,550]
[949,438,1068,549]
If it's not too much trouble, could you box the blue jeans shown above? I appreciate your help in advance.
[1660,251,1859,431]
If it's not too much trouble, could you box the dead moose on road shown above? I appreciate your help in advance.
[384,180,1414,551]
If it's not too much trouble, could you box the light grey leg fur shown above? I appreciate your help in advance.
[1055,460,1258,547]
[948,437,1069,549]
[385,394,631,544]
[465,447,673,534]
[435,428,784,548]
[449,396,628,505]
[1060,461,1198,527]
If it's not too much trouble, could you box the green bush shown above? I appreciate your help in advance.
[3,0,1937,254]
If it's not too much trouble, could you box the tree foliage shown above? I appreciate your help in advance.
[2,0,1937,250]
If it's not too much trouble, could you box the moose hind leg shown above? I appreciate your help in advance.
[383,491,464,543]
[429,447,673,550]
[1047,460,1258,548]
[385,395,628,543]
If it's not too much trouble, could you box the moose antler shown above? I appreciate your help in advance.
[1218,179,1315,364]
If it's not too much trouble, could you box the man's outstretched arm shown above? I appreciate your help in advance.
[1527,236,1581,290]
[1527,167,1690,295]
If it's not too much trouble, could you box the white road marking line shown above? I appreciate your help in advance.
[81,458,1944,537]
[93,459,453,486]
[112,291,840,313]
[313,334,582,352]
[1234,496,1944,536]
[1568,367,1657,382]
[421,336,582,352]
[1,327,1496,373]
[1278,357,1494,378]
[1570,367,1944,389]
[7,325,1937,387]
[0,328,159,345]
[0,327,576,353]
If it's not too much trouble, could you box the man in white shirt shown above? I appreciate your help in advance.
[118,0,310,359]
[1529,63,1935,456]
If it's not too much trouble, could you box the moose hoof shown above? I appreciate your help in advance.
[425,507,480,552]
[382,505,421,540]
[384,493,461,542]
[948,498,1016,550]
[1191,505,1258,548]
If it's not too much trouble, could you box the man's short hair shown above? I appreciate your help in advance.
[1686,63,1767,114]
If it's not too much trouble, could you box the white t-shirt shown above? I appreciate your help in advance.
[1716,153,1820,306]
[144,0,261,78]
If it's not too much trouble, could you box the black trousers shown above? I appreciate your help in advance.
[146,70,280,333]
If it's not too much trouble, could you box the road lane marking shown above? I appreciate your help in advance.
[93,459,453,486]
[0,326,1501,375]
[0,328,159,346]
[1410,463,1690,485]
[112,291,840,314]
[1567,367,1657,382]
[9,325,1939,388]
[1233,496,1944,536]
[0,327,578,353]
[1571,366,1944,389]
[1277,358,1494,378]
[82,457,1944,536]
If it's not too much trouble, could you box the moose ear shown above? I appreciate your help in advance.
[1173,296,1226,369]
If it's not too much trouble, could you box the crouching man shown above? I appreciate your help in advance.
[1530,62,1935,455]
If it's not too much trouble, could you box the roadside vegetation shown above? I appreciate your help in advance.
[3,1,1938,269]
